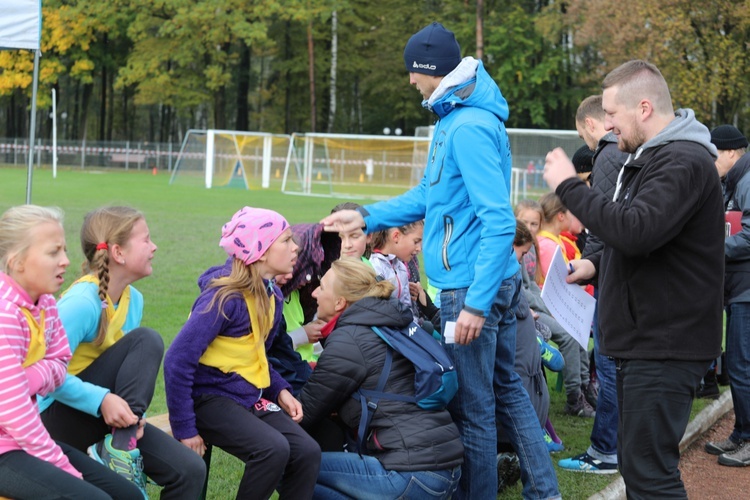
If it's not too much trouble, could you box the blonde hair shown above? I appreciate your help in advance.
[80,206,144,345]
[514,200,544,283]
[370,220,424,252]
[330,258,394,304]
[205,258,274,341]
[514,199,543,222]
[0,205,64,274]
[539,192,568,224]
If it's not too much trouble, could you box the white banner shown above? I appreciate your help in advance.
[0,1,42,50]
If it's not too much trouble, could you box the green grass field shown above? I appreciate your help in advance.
[0,165,713,499]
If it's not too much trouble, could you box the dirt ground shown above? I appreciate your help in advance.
[681,411,750,498]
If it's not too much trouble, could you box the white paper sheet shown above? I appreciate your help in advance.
[540,246,597,349]
[443,321,456,344]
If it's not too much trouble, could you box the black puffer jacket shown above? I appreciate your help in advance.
[300,296,463,471]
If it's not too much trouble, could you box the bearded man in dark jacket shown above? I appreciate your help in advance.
[544,60,723,499]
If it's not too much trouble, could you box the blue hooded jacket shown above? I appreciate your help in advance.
[361,58,518,315]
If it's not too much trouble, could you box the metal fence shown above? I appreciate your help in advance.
[0,138,182,171]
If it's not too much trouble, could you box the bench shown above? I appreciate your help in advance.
[148,413,212,500]
[110,153,147,167]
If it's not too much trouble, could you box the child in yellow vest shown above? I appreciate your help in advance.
[0,205,141,499]
[164,206,321,499]
[39,206,206,498]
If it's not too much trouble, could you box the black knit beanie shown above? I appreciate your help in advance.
[403,22,462,77]
[572,145,594,174]
[710,125,748,151]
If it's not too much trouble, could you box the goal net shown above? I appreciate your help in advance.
[170,129,291,189]
[281,133,431,200]
[281,129,582,203]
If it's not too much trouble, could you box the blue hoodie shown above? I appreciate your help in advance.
[361,58,518,315]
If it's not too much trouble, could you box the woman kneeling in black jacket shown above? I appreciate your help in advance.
[300,258,463,499]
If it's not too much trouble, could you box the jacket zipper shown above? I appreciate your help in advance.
[442,215,453,271]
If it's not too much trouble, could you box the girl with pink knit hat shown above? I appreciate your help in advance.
[164,206,321,499]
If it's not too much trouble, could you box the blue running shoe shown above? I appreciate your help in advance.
[543,429,564,453]
[538,336,564,372]
[88,434,148,499]
[558,453,618,474]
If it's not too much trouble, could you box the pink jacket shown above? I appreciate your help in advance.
[0,272,80,478]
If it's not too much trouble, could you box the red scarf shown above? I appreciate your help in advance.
[320,313,342,339]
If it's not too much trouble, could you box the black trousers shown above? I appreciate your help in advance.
[194,393,321,500]
[0,441,141,499]
[42,328,207,499]
[616,358,709,499]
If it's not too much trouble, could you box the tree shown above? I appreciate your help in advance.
[565,0,750,128]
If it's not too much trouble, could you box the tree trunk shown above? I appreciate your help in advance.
[354,76,362,134]
[257,52,264,131]
[7,92,16,137]
[122,86,129,140]
[99,65,107,140]
[99,34,108,141]
[308,20,316,133]
[284,21,292,134]
[236,42,250,131]
[149,105,155,142]
[476,0,484,61]
[214,88,226,130]
[327,10,338,133]
[72,82,80,139]
[80,83,93,143]
[107,71,114,141]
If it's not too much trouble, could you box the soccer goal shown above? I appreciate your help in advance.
[281,129,582,202]
[169,129,291,189]
[281,133,431,200]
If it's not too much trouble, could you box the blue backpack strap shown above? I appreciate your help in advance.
[354,347,393,454]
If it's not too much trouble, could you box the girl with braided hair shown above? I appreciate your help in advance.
[40,206,206,499]
[0,205,142,499]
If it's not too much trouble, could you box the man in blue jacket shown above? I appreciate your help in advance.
[322,22,559,500]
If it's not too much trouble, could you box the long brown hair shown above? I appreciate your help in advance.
[80,206,144,345]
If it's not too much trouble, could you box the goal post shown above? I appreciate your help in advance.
[170,129,291,189]
[281,129,582,202]
[281,133,431,200]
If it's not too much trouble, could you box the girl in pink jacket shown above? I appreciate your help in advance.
[0,205,139,500]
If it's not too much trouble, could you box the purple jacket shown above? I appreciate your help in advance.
[164,259,290,440]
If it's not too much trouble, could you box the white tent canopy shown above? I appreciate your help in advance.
[0,0,42,203]
[0,0,42,50]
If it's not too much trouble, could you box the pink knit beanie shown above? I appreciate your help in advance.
[219,207,289,265]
